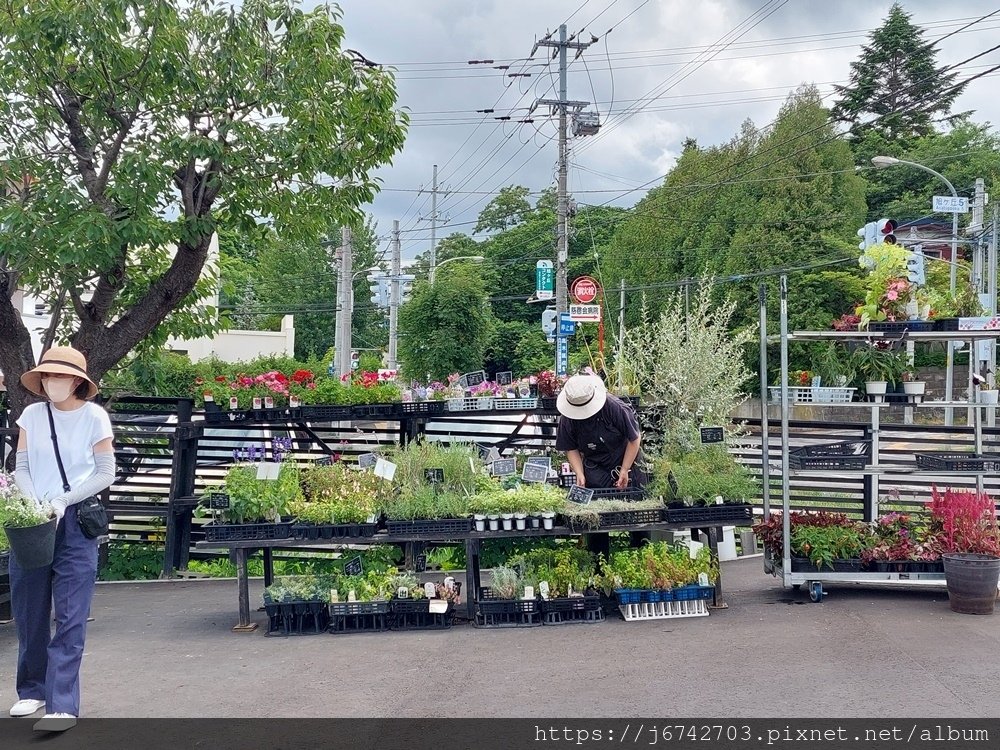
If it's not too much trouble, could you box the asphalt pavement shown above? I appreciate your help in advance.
[1,557,997,718]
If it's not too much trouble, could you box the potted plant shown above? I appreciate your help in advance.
[514,512,527,530]
[850,343,907,401]
[901,370,926,402]
[927,487,1000,614]
[0,472,57,570]
[500,512,514,531]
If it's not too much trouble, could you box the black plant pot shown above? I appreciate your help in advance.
[4,518,57,569]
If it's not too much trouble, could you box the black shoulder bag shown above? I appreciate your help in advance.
[46,403,110,539]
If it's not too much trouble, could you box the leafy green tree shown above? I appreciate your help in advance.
[410,232,483,281]
[474,186,532,234]
[0,0,406,419]
[398,267,494,381]
[831,2,966,144]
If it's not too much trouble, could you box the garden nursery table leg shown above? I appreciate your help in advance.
[233,547,258,632]
[464,538,481,621]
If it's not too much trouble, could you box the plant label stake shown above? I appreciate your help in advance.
[374,458,397,481]
[357,452,378,469]
[208,493,231,510]
[567,485,594,505]
[415,554,427,573]
[316,455,334,467]
[497,371,513,386]
[521,462,548,484]
[490,458,517,476]
[424,468,445,484]
[423,582,436,598]
[699,426,724,444]
[256,463,281,480]
[344,556,363,577]
[459,370,487,389]
[525,456,552,468]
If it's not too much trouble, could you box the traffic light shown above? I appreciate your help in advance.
[876,218,897,245]
[399,273,416,303]
[368,272,389,308]
[906,245,926,286]
[857,221,878,251]
[350,351,360,371]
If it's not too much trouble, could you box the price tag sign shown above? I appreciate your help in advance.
[315,455,334,467]
[490,458,517,476]
[343,556,363,577]
[497,371,513,386]
[357,452,378,469]
[374,458,397,481]
[415,554,427,573]
[460,370,487,389]
[208,493,230,510]
[525,456,551,468]
[521,462,549,483]
[567,485,594,505]
[428,599,449,614]
[700,426,724,444]
[424,468,445,484]
[256,463,281,480]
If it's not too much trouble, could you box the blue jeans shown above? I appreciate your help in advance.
[9,504,98,716]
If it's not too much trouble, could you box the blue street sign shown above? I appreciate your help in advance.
[559,313,576,336]
[556,335,568,376]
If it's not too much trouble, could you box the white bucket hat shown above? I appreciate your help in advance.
[556,374,607,420]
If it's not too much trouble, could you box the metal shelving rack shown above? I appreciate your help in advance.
[760,276,1000,602]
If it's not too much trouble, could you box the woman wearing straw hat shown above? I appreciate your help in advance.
[555,374,648,555]
[8,347,115,732]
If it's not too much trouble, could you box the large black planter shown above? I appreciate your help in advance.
[4,519,57,569]
[942,553,1000,615]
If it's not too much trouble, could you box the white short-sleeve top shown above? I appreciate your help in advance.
[16,401,114,503]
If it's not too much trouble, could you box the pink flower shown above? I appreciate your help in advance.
[307,382,316,390]
[886,290,898,301]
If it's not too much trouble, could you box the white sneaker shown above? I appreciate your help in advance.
[9,698,45,717]
[34,713,77,732]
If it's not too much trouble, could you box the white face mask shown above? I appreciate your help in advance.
[42,377,77,403]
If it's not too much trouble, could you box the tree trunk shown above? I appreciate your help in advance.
[0,290,39,466]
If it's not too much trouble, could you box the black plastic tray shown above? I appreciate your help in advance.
[475,587,540,628]
[299,405,353,421]
[385,518,472,536]
[395,401,447,417]
[663,504,754,524]
[291,523,378,540]
[203,521,294,543]
[788,440,870,470]
[264,601,330,636]
[915,452,1000,472]
[390,599,455,630]
[866,320,935,333]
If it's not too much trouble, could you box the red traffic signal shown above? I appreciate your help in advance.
[876,218,897,245]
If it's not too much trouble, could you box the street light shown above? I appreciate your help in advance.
[872,155,960,424]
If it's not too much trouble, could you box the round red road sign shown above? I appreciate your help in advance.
[570,276,600,303]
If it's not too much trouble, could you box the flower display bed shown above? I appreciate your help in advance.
[914,452,1000,472]
[385,518,473,536]
[202,521,294,543]
[663,504,753,524]
[291,523,378,541]
[787,441,870,470]
[328,601,392,634]
[538,595,604,625]
[264,601,330,636]
[474,587,541,628]
[390,599,455,631]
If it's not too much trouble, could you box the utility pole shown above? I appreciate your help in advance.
[335,225,353,378]
[529,24,596,375]
[388,220,401,371]
[421,165,448,283]
[617,279,625,393]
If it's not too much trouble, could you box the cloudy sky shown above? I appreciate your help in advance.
[321,1,1000,261]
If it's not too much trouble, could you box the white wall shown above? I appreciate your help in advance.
[166,315,296,362]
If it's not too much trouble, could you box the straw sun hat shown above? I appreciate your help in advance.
[20,346,99,400]
[556,374,608,420]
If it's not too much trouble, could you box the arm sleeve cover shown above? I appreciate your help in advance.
[50,452,116,511]
[14,451,38,501]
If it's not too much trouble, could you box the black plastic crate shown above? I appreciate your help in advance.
[203,521,294,543]
[299,404,353,421]
[869,560,944,574]
[538,397,558,410]
[539,595,604,625]
[567,508,662,531]
[935,317,960,331]
[291,523,378,540]
[788,440,870,470]
[328,600,392,634]
[663,504,754,524]
[385,518,472,536]
[352,403,396,419]
[475,587,540,628]
[265,601,330,636]
[914,452,1000,472]
[391,598,455,630]
[589,487,649,501]
[396,400,447,417]
[866,320,935,333]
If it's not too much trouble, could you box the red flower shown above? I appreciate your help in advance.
[215,375,228,383]
[292,369,315,384]
[195,377,205,385]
